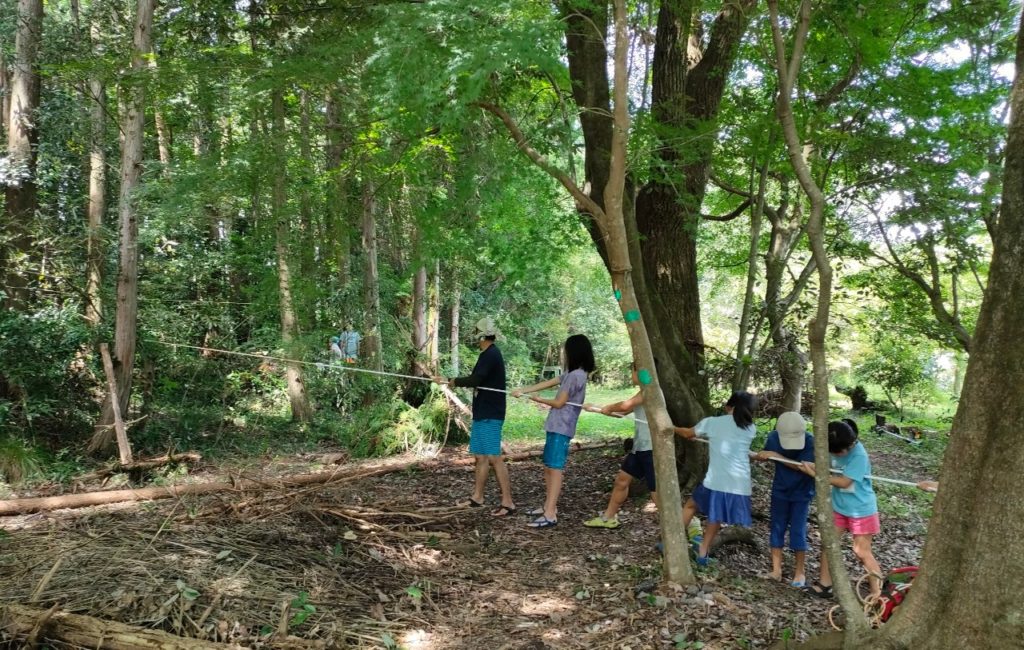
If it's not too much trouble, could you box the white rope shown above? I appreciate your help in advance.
[150,340,928,488]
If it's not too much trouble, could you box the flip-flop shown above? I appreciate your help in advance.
[805,581,833,598]
[791,579,806,588]
[491,505,517,517]
[528,516,558,529]
[459,498,485,508]
[758,572,783,582]
[525,506,545,516]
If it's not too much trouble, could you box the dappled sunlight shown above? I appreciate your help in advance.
[519,592,577,617]
[401,628,433,649]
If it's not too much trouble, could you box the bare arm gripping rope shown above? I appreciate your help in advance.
[150,340,931,488]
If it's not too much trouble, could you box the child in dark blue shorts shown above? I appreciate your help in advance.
[755,411,815,586]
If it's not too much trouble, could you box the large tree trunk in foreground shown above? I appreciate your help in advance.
[3,0,44,309]
[92,0,154,451]
[271,88,313,423]
[857,9,1024,649]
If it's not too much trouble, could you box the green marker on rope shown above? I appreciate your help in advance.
[624,310,641,323]
[614,289,622,301]
[638,369,653,385]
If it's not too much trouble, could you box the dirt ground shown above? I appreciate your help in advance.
[0,439,935,649]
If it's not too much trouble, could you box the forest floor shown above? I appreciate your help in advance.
[0,430,941,650]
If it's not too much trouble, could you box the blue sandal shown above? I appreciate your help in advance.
[528,516,558,529]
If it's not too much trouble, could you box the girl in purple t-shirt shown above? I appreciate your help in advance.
[512,334,595,528]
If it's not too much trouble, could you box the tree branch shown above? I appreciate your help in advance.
[702,198,753,221]
[474,101,606,222]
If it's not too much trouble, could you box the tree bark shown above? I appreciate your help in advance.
[297,89,316,283]
[428,260,441,371]
[361,180,382,370]
[0,603,229,650]
[0,51,10,137]
[3,0,44,310]
[412,261,428,363]
[449,283,461,375]
[859,8,1024,649]
[271,88,314,423]
[91,0,154,452]
[85,18,107,327]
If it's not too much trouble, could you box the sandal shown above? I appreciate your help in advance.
[459,498,485,508]
[527,516,558,529]
[491,505,517,517]
[806,581,833,598]
[525,506,545,516]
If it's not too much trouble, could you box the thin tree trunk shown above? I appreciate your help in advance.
[0,51,9,139]
[428,260,441,371]
[361,181,382,371]
[412,262,428,366]
[151,55,171,170]
[91,0,154,452]
[272,88,313,423]
[733,157,768,391]
[3,0,44,310]
[324,90,351,287]
[297,89,316,283]
[769,0,869,641]
[85,19,106,327]
[449,283,461,375]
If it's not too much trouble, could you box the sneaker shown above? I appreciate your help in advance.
[583,515,620,529]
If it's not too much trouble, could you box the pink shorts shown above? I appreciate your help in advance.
[833,512,880,535]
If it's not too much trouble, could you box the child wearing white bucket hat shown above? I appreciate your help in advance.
[755,411,815,587]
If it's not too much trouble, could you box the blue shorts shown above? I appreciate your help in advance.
[769,495,811,551]
[542,432,572,470]
[621,450,656,491]
[469,419,504,456]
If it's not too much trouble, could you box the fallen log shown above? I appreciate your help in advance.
[0,440,621,516]
[75,452,203,482]
[0,602,229,649]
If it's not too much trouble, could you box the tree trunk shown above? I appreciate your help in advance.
[429,260,441,370]
[857,9,1024,649]
[297,89,316,283]
[561,0,755,488]
[3,0,44,310]
[480,0,695,584]
[361,181,382,370]
[324,91,351,287]
[91,0,154,452]
[150,56,171,169]
[449,294,461,379]
[271,88,313,423]
[769,1,870,641]
[412,261,428,369]
[0,51,9,140]
[85,18,106,327]
[733,158,768,391]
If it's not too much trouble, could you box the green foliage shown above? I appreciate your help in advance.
[854,336,933,419]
